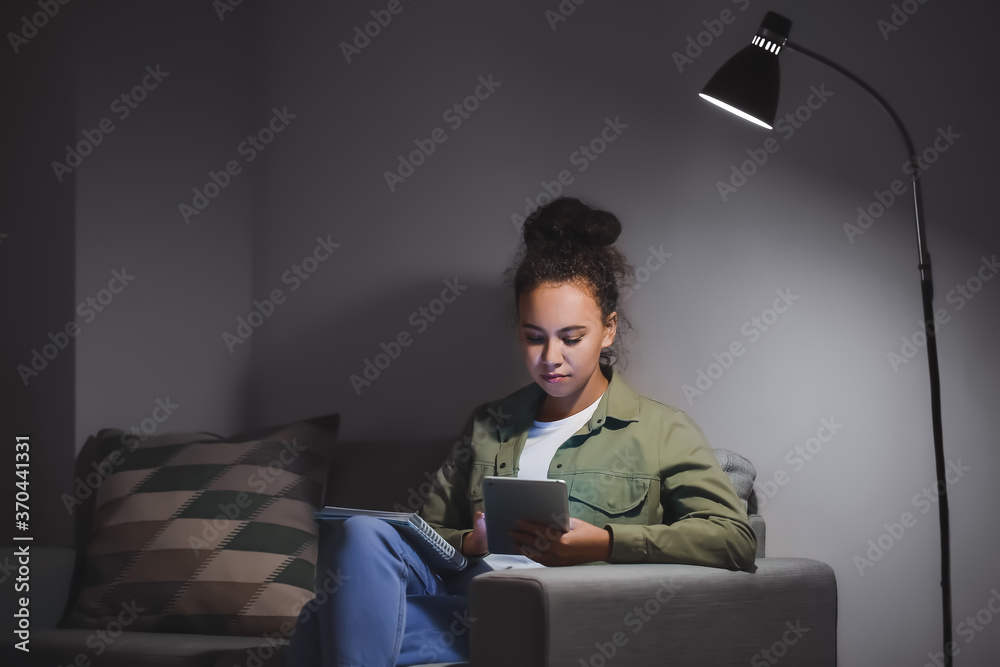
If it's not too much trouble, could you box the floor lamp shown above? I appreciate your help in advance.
[698,11,952,665]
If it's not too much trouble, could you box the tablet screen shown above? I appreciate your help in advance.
[482,476,570,555]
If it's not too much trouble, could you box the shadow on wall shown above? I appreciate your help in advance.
[243,277,528,442]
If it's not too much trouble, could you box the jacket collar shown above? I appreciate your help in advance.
[493,364,641,442]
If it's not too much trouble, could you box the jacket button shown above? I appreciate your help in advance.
[556,464,563,468]
[499,462,507,469]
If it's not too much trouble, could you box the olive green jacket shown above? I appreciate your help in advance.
[418,364,757,571]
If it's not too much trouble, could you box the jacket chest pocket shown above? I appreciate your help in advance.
[567,473,652,525]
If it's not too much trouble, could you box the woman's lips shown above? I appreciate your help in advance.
[542,374,567,382]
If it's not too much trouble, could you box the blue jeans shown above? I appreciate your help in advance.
[288,516,491,666]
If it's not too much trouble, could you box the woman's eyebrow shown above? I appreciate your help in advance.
[521,324,587,333]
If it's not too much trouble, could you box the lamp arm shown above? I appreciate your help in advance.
[786,39,952,662]
[784,41,930,271]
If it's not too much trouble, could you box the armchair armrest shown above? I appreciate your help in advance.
[469,557,836,667]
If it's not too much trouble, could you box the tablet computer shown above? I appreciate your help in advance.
[482,476,570,555]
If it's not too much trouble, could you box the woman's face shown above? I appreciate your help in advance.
[517,281,616,399]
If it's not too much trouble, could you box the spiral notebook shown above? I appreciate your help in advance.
[315,506,468,571]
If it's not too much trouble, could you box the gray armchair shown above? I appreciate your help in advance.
[469,557,836,666]
[465,448,837,667]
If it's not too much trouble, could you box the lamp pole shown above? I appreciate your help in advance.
[781,40,951,663]
[700,13,952,665]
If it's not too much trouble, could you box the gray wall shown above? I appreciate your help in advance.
[1,0,76,544]
[4,0,998,665]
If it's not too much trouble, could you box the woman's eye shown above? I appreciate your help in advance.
[526,337,582,345]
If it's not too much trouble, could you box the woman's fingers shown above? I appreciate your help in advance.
[462,511,489,557]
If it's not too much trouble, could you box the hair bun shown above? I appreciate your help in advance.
[523,197,621,249]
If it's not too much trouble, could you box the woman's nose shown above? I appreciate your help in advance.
[541,340,562,365]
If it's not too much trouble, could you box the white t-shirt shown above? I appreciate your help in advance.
[517,390,605,480]
[482,389,606,570]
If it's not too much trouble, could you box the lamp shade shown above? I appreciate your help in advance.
[699,12,793,130]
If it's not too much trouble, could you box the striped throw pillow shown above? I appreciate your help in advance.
[61,415,338,637]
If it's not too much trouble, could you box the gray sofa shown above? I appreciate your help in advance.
[2,427,836,666]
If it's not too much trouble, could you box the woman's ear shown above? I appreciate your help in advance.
[603,311,617,346]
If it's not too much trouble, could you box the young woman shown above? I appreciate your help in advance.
[289,197,757,666]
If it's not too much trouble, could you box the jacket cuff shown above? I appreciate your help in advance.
[443,528,476,556]
[605,523,645,562]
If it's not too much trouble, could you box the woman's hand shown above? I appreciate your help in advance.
[461,510,489,557]
[509,517,612,566]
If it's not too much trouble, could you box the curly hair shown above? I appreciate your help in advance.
[503,197,635,370]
